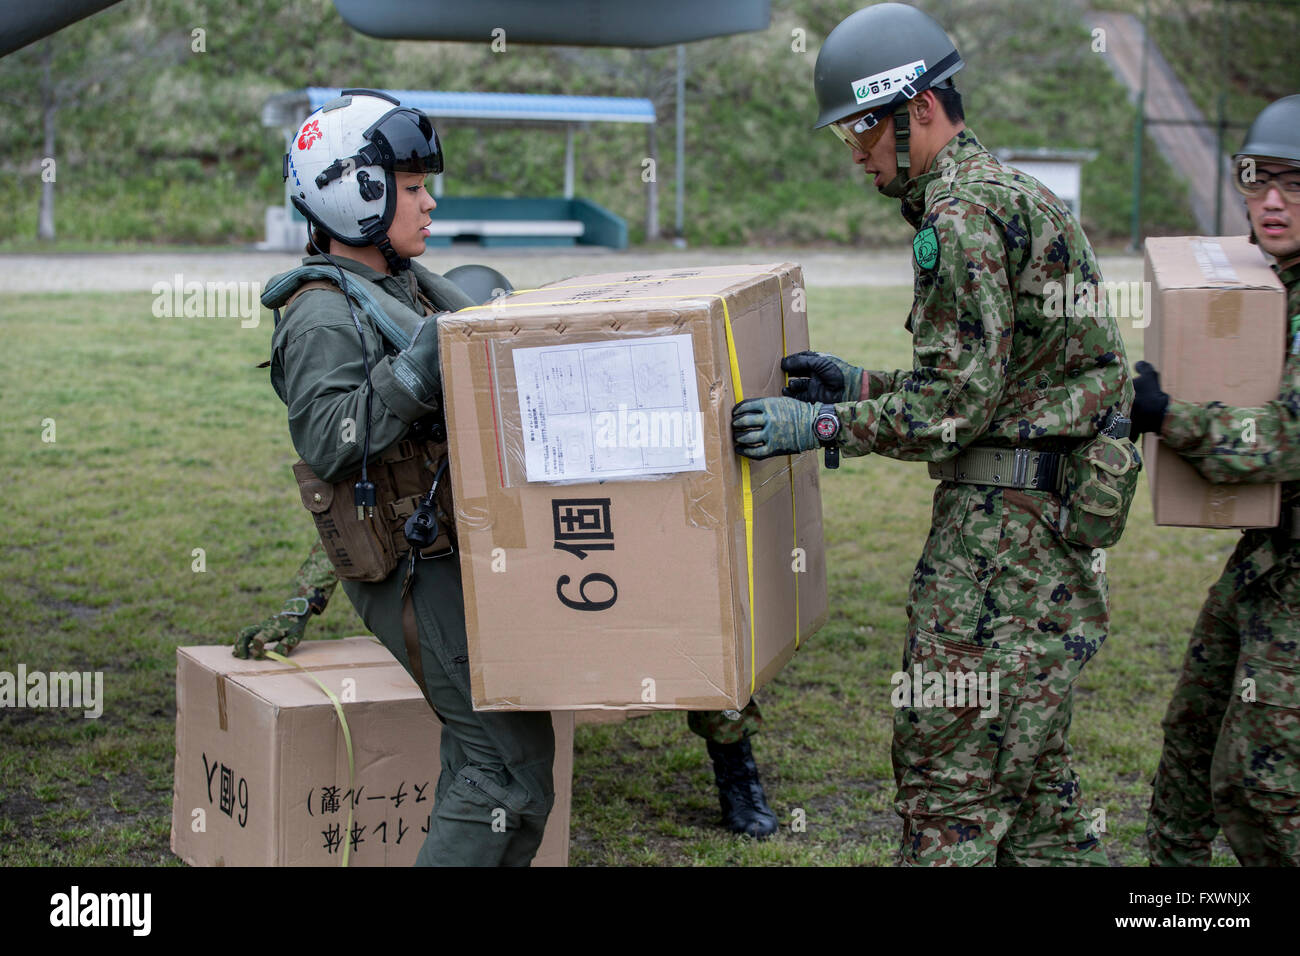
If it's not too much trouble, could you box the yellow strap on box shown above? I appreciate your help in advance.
[264,650,356,868]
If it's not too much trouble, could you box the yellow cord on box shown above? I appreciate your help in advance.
[264,650,356,867]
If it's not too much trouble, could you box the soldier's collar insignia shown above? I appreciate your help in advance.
[913,225,940,272]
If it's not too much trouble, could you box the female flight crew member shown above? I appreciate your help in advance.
[262,89,555,866]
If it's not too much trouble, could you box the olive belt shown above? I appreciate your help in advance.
[927,446,1066,493]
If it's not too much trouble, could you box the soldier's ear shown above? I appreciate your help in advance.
[910,90,937,125]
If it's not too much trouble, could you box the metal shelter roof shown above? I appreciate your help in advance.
[262,88,656,130]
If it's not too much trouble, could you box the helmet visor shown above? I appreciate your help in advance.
[830,108,890,153]
[366,108,443,175]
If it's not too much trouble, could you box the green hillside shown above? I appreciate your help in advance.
[1097,0,1298,132]
[0,0,1225,248]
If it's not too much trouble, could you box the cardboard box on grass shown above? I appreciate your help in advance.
[1142,236,1286,528]
[171,638,573,866]
[438,263,829,712]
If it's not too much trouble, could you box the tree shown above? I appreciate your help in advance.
[0,4,187,240]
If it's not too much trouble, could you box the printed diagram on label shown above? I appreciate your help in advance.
[513,333,706,482]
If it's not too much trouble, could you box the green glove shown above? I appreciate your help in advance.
[235,599,315,659]
[781,351,863,404]
[732,396,820,460]
[234,543,339,659]
[389,317,444,406]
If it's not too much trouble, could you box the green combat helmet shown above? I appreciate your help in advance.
[1234,94,1300,167]
[1232,94,1300,245]
[813,2,964,197]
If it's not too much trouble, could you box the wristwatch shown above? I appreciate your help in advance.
[813,403,841,469]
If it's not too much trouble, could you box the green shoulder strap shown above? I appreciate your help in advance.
[261,265,412,350]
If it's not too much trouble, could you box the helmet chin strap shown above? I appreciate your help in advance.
[878,107,911,199]
[359,215,411,273]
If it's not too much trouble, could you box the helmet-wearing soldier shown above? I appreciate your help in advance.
[1139,94,1300,866]
[732,3,1135,865]
[259,89,556,865]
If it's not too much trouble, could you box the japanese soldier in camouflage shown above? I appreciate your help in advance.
[1140,94,1300,867]
[733,3,1134,865]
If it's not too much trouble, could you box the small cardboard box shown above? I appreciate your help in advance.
[438,264,828,711]
[171,638,573,866]
[1142,236,1286,528]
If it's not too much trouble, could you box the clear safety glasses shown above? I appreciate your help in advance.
[1234,164,1300,204]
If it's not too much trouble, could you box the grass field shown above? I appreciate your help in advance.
[0,281,1240,866]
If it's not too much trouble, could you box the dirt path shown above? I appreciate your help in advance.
[0,246,1144,292]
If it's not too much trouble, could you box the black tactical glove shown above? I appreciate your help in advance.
[732,396,821,459]
[780,351,863,404]
[1131,361,1170,437]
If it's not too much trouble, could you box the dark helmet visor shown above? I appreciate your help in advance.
[366,108,443,175]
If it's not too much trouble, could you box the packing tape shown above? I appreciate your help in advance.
[461,269,803,699]
[1201,485,1239,527]
[264,650,356,868]
[775,280,801,651]
[720,299,759,696]
[1207,290,1243,341]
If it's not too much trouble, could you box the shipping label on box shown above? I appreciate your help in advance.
[438,264,829,711]
[171,639,573,866]
[1143,236,1286,528]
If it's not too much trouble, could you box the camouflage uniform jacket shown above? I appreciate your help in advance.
[836,129,1133,460]
[1159,261,1300,583]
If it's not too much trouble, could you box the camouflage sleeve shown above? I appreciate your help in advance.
[1159,392,1300,484]
[297,540,341,597]
[864,368,907,400]
[234,542,340,659]
[833,204,1011,459]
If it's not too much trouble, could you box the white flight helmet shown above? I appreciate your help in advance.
[284,88,442,271]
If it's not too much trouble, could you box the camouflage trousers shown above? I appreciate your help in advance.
[687,699,764,745]
[1147,540,1300,866]
[893,483,1109,866]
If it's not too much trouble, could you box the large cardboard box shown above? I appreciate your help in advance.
[439,264,828,711]
[1142,236,1286,528]
[171,638,573,866]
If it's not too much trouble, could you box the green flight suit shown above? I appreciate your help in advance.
[1147,261,1300,866]
[267,253,556,866]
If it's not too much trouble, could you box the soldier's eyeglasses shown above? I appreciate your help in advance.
[830,109,889,153]
[1234,165,1300,204]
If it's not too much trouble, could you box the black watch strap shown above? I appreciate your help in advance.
[814,404,841,469]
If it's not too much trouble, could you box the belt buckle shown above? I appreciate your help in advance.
[1012,448,1030,487]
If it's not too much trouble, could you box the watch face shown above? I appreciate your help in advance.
[814,413,839,442]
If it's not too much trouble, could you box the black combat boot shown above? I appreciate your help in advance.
[706,736,778,838]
